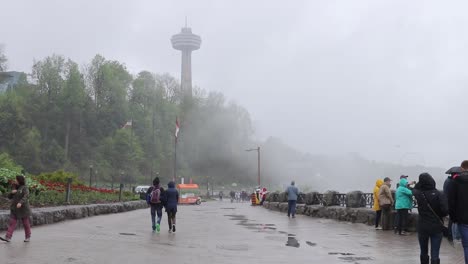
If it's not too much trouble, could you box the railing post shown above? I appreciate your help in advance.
[65,177,72,204]
[119,183,124,202]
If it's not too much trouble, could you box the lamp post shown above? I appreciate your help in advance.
[94,170,98,188]
[89,165,93,187]
[245,147,261,186]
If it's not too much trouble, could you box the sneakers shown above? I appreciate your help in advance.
[152,225,156,232]
[400,231,410,236]
[24,238,30,242]
[169,228,172,233]
[156,224,160,233]
[0,236,10,242]
[172,224,176,233]
[292,215,296,218]
[375,227,383,230]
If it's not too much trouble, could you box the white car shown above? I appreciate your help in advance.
[134,185,151,194]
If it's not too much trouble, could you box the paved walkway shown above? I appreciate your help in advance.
[0,201,465,263]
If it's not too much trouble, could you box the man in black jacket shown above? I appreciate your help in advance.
[413,173,448,264]
[448,160,468,264]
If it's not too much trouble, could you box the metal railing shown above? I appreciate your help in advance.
[269,192,418,209]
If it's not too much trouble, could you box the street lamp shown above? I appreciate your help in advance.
[89,165,93,187]
[245,147,261,186]
[94,170,98,188]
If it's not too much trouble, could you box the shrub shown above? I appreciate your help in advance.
[37,170,84,185]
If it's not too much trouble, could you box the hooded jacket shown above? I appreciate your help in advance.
[164,181,179,211]
[372,179,384,211]
[413,173,448,234]
[395,178,413,210]
[448,171,468,224]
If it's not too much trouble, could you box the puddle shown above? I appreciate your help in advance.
[306,241,317,246]
[217,244,249,251]
[119,233,137,236]
[286,236,300,248]
[338,256,373,262]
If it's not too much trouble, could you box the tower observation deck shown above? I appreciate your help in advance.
[171,27,201,98]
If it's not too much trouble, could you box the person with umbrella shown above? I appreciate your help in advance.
[444,166,461,243]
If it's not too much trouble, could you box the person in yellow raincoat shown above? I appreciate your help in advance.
[373,179,384,230]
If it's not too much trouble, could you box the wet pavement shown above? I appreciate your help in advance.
[0,201,465,264]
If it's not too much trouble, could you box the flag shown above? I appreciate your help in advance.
[122,120,132,129]
[175,117,180,138]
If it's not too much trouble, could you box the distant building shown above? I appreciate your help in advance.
[0,71,24,93]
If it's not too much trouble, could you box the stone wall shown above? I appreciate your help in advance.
[262,202,418,231]
[0,200,148,231]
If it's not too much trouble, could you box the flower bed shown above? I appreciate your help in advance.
[0,171,139,209]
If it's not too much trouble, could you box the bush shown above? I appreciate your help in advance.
[37,170,84,185]
[0,168,45,195]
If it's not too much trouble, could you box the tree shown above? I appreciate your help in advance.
[61,60,87,162]
[0,44,7,72]
[31,55,66,143]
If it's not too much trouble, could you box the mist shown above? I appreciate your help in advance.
[1,0,466,192]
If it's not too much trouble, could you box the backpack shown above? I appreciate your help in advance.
[150,186,161,204]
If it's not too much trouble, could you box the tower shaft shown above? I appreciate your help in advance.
[181,49,192,97]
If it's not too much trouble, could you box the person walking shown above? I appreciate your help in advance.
[448,160,468,264]
[395,177,413,235]
[444,166,461,243]
[164,181,179,233]
[378,177,394,230]
[373,179,384,230]
[286,181,299,218]
[146,177,165,233]
[0,175,32,242]
[413,173,448,264]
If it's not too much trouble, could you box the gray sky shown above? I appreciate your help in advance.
[2,0,468,168]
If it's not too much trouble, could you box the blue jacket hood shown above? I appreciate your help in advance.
[168,181,176,188]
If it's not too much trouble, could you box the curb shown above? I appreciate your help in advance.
[0,200,148,231]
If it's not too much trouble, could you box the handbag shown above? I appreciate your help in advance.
[421,192,450,238]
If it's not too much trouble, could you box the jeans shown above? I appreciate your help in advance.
[167,209,177,229]
[150,204,163,227]
[418,231,443,260]
[375,210,382,228]
[6,215,31,239]
[397,209,408,234]
[288,200,297,217]
[459,224,468,264]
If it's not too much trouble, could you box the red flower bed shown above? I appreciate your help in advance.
[39,180,117,194]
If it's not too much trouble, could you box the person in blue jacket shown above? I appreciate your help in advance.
[395,178,413,235]
[164,181,179,233]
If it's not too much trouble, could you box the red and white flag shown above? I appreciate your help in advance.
[122,120,132,129]
[175,118,180,138]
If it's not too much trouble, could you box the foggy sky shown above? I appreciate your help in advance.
[2,0,468,168]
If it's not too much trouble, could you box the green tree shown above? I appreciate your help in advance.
[0,44,7,72]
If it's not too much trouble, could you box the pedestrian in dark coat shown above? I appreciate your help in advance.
[413,173,448,264]
[164,181,179,233]
[0,175,32,242]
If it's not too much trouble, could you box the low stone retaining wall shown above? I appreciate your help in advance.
[0,200,148,231]
[262,202,419,231]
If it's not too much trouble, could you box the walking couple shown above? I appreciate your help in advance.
[146,177,179,233]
